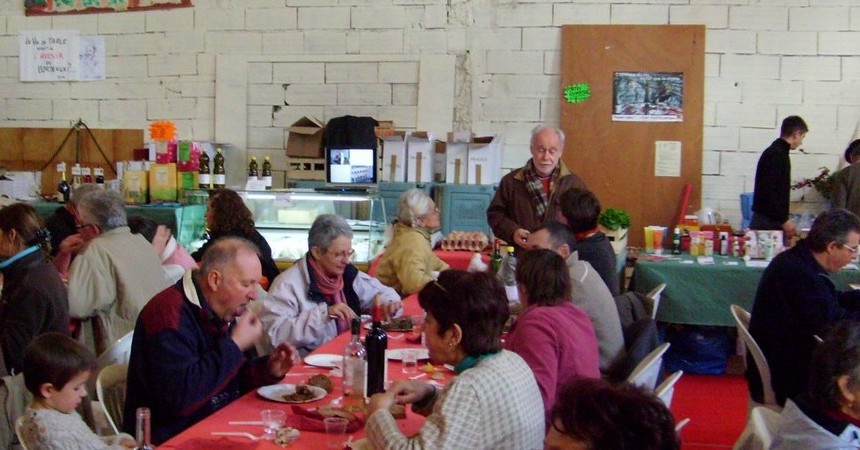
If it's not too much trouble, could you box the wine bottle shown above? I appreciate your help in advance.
[213,148,226,189]
[82,166,92,184]
[262,156,273,190]
[198,150,211,189]
[57,162,70,204]
[94,166,105,185]
[490,238,503,273]
[365,296,388,396]
[134,407,154,450]
[71,163,82,188]
[343,318,367,410]
[248,156,258,177]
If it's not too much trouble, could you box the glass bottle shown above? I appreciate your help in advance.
[94,166,105,185]
[671,227,682,255]
[262,156,273,190]
[490,238,503,273]
[248,156,258,177]
[198,150,211,190]
[135,407,154,450]
[343,318,366,410]
[365,296,388,396]
[82,166,92,184]
[57,162,70,204]
[213,148,226,189]
[71,163,82,188]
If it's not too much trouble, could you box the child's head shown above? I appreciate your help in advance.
[23,333,97,413]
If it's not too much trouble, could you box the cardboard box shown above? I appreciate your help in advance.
[380,131,407,182]
[440,132,473,184]
[467,135,502,185]
[286,116,325,158]
[407,132,434,183]
[149,163,177,203]
[123,170,148,205]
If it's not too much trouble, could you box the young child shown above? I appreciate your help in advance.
[18,333,135,449]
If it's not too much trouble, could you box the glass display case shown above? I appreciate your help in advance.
[181,189,387,265]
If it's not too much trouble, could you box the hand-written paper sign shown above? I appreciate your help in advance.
[19,30,79,81]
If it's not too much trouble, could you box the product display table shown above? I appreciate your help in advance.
[31,201,181,231]
[631,254,860,327]
[159,295,440,449]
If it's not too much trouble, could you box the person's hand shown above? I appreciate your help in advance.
[267,342,301,378]
[120,439,136,448]
[387,380,435,405]
[513,229,532,249]
[382,300,402,321]
[782,219,797,239]
[327,303,356,323]
[59,234,85,255]
[230,309,262,351]
[367,391,396,416]
[152,225,171,256]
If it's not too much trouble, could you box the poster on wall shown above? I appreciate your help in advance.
[25,0,192,16]
[612,72,684,122]
[79,36,106,81]
[19,30,80,81]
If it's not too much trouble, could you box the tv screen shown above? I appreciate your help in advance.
[326,148,377,185]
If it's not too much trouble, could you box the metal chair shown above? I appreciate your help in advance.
[96,364,128,435]
[626,342,671,391]
[730,304,779,410]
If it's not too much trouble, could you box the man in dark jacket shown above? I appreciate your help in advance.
[748,208,860,406]
[751,115,808,238]
[123,237,300,444]
[487,125,587,253]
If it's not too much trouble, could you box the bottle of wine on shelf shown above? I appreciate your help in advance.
[365,296,388,396]
[248,156,258,177]
[134,407,154,450]
[343,318,366,410]
[82,166,92,184]
[71,163,82,188]
[213,148,226,189]
[262,156,273,190]
[94,166,105,185]
[56,162,70,204]
[198,150,211,190]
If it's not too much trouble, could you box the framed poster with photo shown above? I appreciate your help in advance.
[612,72,684,122]
[25,0,192,16]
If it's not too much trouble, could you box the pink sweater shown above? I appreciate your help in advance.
[505,302,601,421]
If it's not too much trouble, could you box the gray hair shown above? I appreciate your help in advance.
[807,208,860,253]
[396,189,434,227]
[76,189,127,231]
[199,236,260,279]
[308,214,353,252]
[70,183,102,203]
[531,125,566,149]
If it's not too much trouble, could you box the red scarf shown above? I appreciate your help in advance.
[308,256,348,333]
[574,227,599,241]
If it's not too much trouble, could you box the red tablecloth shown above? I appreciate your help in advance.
[159,295,444,449]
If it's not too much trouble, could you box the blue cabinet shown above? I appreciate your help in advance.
[378,182,435,225]
[433,183,498,236]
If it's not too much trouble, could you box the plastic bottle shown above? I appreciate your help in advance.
[262,156,273,190]
[499,246,517,286]
[213,148,226,189]
[198,150,211,189]
[343,318,366,409]
[720,235,728,256]
[134,407,154,450]
[365,296,388,395]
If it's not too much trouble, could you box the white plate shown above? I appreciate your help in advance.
[257,384,327,404]
[304,354,341,368]
[386,348,430,361]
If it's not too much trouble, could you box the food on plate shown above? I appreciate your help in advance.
[381,317,413,332]
[308,373,334,393]
[421,363,436,373]
[283,384,317,402]
[274,427,300,447]
[318,405,358,421]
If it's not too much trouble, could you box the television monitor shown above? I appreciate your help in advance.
[325,148,377,187]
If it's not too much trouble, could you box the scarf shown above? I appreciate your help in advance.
[453,351,500,374]
[523,159,561,221]
[308,256,349,333]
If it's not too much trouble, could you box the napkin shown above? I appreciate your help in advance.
[287,405,363,433]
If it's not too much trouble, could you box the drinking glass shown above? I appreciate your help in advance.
[402,350,418,374]
[324,417,349,449]
[261,409,285,440]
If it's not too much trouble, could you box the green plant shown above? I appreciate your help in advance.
[598,207,631,231]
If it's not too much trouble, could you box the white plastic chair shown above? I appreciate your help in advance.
[626,342,671,391]
[730,304,779,410]
[97,331,134,368]
[655,370,683,408]
[96,364,128,435]
[732,406,782,450]
[15,415,30,450]
[675,417,691,433]
[646,283,667,319]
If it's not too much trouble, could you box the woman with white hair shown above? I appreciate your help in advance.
[376,189,449,295]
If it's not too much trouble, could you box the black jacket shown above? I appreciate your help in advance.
[752,138,791,224]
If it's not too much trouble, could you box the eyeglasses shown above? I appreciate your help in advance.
[841,243,859,254]
[326,248,355,260]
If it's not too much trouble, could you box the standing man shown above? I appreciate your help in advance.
[831,139,860,218]
[487,125,588,252]
[751,115,808,237]
[748,208,860,406]
[123,237,301,444]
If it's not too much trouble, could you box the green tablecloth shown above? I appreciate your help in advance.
[31,201,181,233]
[631,255,860,327]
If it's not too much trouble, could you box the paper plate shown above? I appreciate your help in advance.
[304,353,341,368]
[257,384,327,404]
[386,348,430,361]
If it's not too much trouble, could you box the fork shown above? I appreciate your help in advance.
[211,431,265,440]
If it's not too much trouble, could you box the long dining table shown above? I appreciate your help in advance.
[158,294,440,449]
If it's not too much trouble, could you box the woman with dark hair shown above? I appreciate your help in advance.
[128,216,197,284]
[557,188,619,296]
[505,249,600,422]
[545,378,680,450]
[191,188,279,285]
[770,321,860,448]
[0,203,70,374]
[364,270,545,449]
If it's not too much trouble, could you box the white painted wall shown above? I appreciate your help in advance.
[1,0,859,228]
